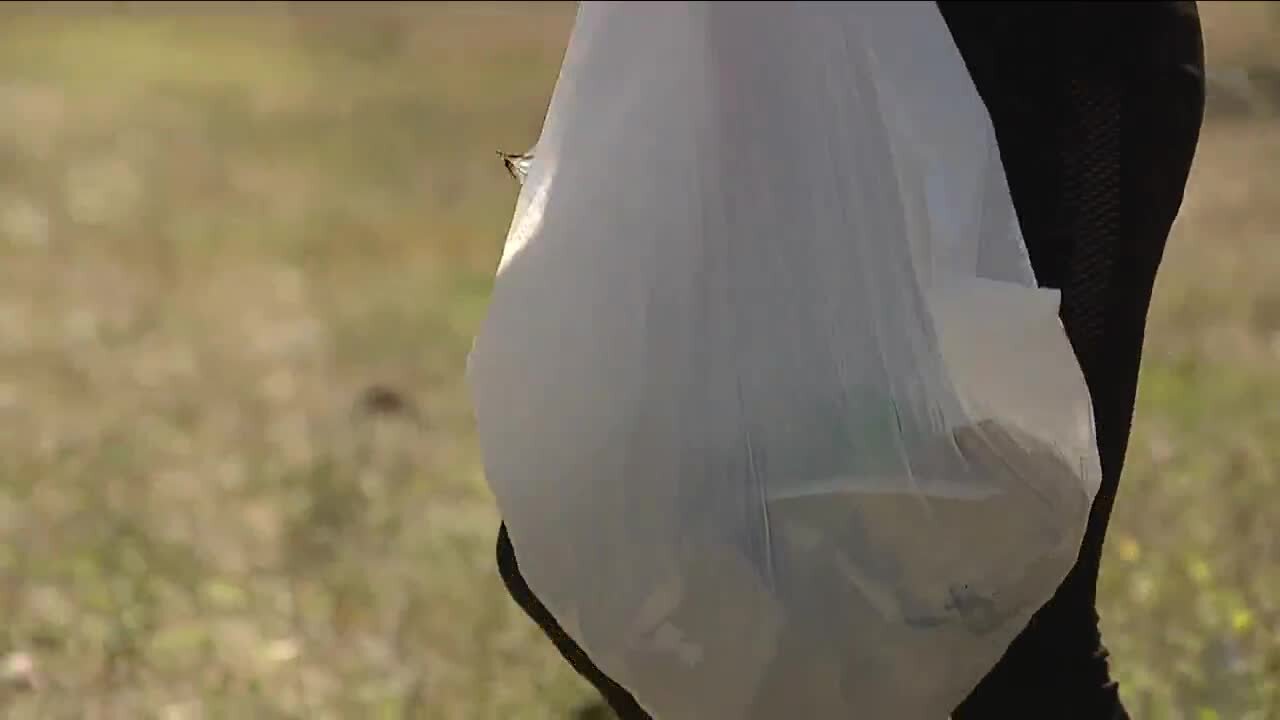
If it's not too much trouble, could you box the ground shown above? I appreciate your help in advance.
[0,3,1276,719]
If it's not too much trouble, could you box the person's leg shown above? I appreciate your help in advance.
[496,525,651,718]
[938,2,1206,718]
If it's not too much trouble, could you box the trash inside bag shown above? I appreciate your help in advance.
[469,3,1102,719]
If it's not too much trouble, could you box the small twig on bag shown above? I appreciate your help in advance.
[497,149,533,184]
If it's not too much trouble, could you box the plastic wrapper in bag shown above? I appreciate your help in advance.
[469,3,1102,718]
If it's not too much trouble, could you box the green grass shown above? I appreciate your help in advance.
[0,3,1277,719]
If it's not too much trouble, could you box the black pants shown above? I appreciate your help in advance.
[496,2,1207,717]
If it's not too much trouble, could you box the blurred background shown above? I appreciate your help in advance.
[0,2,1276,718]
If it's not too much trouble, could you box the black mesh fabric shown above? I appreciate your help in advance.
[940,3,1206,718]
[495,3,1206,718]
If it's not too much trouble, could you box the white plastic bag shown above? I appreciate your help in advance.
[468,3,1102,718]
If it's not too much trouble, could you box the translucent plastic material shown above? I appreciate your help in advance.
[468,3,1102,718]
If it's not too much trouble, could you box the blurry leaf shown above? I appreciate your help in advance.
[257,637,300,666]
[1230,608,1254,634]
[148,623,209,663]
[1117,536,1142,564]
[202,579,248,611]
[1188,558,1213,586]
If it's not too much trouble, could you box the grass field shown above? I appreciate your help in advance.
[0,3,1277,719]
